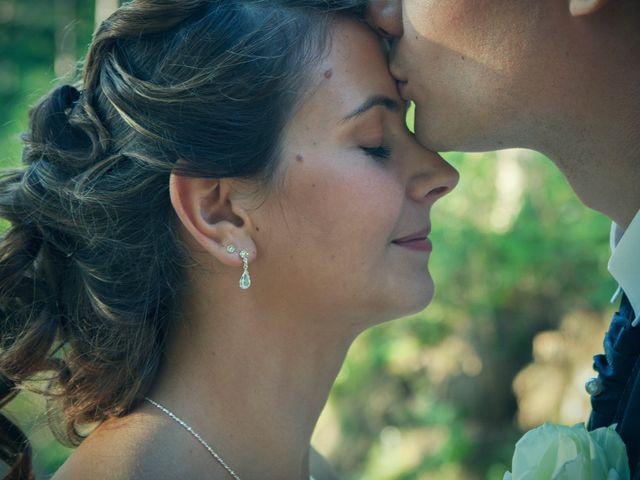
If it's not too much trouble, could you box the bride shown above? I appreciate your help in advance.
[0,1,458,478]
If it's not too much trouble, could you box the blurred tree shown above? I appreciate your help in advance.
[94,0,119,27]
[0,0,94,166]
[54,0,76,78]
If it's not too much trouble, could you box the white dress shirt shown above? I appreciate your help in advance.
[609,209,640,326]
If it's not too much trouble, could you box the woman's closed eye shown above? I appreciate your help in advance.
[361,145,392,161]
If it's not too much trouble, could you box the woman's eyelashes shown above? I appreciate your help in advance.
[361,145,392,162]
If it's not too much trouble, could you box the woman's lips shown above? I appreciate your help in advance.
[392,227,432,252]
[393,238,433,252]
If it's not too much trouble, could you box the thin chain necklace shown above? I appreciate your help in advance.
[145,397,241,479]
[144,397,316,480]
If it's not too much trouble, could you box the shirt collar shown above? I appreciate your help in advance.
[609,209,640,326]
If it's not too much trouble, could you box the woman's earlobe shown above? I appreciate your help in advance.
[568,0,612,16]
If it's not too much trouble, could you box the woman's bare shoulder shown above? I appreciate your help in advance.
[52,420,337,480]
[51,413,181,480]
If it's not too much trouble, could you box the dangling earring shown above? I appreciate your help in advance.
[238,250,251,290]
[226,244,251,290]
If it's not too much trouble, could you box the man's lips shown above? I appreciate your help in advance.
[396,80,410,102]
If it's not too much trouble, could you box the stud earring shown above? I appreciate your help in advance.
[238,250,251,290]
[226,244,237,254]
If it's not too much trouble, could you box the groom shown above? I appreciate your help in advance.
[366,0,640,474]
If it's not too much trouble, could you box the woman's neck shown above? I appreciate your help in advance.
[146,283,354,479]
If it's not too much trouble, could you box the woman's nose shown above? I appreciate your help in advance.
[407,151,460,204]
[365,0,404,39]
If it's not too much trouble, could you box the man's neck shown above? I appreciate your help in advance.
[535,95,640,228]
[524,14,640,228]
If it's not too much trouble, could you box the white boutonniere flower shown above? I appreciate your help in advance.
[504,423,629,480]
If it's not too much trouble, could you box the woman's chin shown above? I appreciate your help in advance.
[399,270,435,308]
[402,285,435,317]
[376,276,435,323]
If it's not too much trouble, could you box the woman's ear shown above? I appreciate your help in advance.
[568,0,613,16]
[169,173,256,267]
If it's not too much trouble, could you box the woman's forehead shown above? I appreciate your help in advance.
[299,19,398,123]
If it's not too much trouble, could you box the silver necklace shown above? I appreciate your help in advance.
[144,397,316,480]
[144,396,241,479]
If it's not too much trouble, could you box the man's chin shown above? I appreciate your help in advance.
[413,110,496,153]
[413,114,449,152]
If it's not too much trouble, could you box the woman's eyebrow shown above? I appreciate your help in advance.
[341,95,400,123]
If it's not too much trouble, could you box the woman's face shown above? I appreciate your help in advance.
[246,19,458,330]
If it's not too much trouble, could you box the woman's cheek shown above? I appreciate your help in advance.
[324,159,404,249]
[281,147,404,249]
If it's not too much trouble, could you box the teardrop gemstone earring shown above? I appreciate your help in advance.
[238,250,251,290]
[226,244,251,290]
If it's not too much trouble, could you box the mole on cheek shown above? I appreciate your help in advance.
[295,154,304,162]
[324,68,333,79]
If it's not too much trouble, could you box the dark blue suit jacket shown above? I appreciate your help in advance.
[588,294,640,478]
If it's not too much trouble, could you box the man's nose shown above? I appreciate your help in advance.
[366,0,404,38]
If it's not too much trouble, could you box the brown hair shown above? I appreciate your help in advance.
[0,1,364,478]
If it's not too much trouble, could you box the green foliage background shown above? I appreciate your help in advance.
[0,2,615,479]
